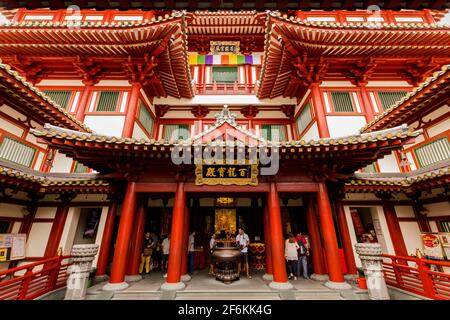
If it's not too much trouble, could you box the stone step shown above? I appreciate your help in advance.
[175,291,281,300]
[293,291,344,300]
[111,292,163,300]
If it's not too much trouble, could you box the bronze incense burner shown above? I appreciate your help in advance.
[211,240,241,284]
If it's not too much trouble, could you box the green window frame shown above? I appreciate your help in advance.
[261,124,287,141]
[296,102,312,134]
[377,91,408,111]
[414,137,450,168]
[0,137,36,167]
[73,161,90,173]
[95,91,120,112]
[163,124,190,141]
[330,91,354,113]
[439,220,450,233]
[212,66,238,83]
[43,90,72,110]
[361,163,378,173]
[138,101,154,136]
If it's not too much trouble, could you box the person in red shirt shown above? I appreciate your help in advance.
[295,233,309,279]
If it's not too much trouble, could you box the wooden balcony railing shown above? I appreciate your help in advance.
[194,82,256,95]
[382,253,450,300]
[0,255,71,300]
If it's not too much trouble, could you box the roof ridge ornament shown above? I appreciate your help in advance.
[214,105,237,126]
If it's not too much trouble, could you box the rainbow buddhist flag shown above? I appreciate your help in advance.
[188,53,262,65]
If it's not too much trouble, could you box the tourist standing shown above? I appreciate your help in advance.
[188,231,196,274]
[139,232,153,274]
[296,233,309,279]
[236,227,252,279]
[150,232,159,270]
[209,234,217,275]
[161,234,170,272]
[285,233,299,280]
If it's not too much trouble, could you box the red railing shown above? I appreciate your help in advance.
[0,255,71,300]
[382,254,450,300]
[194,82,256,95]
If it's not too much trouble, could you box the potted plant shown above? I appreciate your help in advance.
[356,267,367,289]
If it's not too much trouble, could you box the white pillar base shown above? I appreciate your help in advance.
[344,274,358,281]
[102,281,129,291]
[324,280,352,290]
[262,273,273,281]
[268,281,294,290]
[310,274,329,281]
[181,274,192,282]
[95,274,109,283]
[125,274,142,282]
[161,281,186,291]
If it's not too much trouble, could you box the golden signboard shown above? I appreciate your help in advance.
[210,41,240,54]
[195,163,258,186]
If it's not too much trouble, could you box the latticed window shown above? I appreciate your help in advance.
[414,137,450,168]
[440,220,450,233]
[164,124,190,141]
[138,101,154,135]
[377,91,408,111]
[261,124,287,141]
[330,91,354,112]
[43,90,72,110]
[95,91,120,112]
[361,163,378,173]
[212,67,238,83]
[73,161,89,173]
[296,102,312,133]
[0,137,36,167]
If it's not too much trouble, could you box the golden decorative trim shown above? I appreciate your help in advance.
[195,162,258,186]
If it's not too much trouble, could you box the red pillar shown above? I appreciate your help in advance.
[104,182,137,290]
[122,82,141,138]
[126,198,147,279]
[263,203,273,278]
[305,197,327,276]
[360,85,375,123]
[44,206,69,258]
[75,84,93,122]
[335,200,358,276]
[310,83,330,138]
[96,201,118,277]
[383,204,408,256]
[181,205,190,278]
[163,182,186,290]
[317,183,350,288]
[267,183,291,289]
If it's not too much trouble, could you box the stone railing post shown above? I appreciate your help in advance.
[65,244,99,300]
[355,243,390,300]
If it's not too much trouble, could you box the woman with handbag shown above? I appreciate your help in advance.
[139,232,153,274]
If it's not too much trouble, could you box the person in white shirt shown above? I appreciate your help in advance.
[188,231,196,274]
[161,235,170,272]
[236,227,252,279]
[209,234,217,275]
[285,233,299,280]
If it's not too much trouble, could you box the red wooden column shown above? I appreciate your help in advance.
[267,183,293,290]
[262,203,273,281]
[360,84,375,123]
[96,201,118,278]
[122,82,141,138]
[103,182,137,291]
[316,183,351,289]
[161,182,187,291]
[44,205,70,258]
[383,204,409,256]
[180,205,191,281]
[335,199,358,277]
[126,197,147,282]
[310,83,330,138]
[75,83,93,122]
[305,196,328,280]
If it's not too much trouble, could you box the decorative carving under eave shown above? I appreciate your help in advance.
[73,56,102,86]
[400,58,440,87]
[348,59,377,86]
[123,54,158,86]
[10,55,44,85]
[280,105,295,118]
[56,192,77,203]
[155,104,170,118]
[191,105,209,118]
[291,54,328,87]
[240,105,259,118]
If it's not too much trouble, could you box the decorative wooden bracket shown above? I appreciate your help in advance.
[280,105,295,118]
[401,58,440,87]
[155,104,170,118]
[123,54,159,86]
[191,105,210,118]
[240,105,259,118]
[291,54,328,87]
[73,56,102,85]
[10,55,44,85]
[348,58,377,86]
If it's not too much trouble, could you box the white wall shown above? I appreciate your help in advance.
[132,122,149,140]
[423,202,450,217]
[58,207,81,256]
[84,115,125,137]
[35,207,57,219]
[301,122,320,141]
[50,151,73,173]
[326,116,367,137]
[26,222,52,257]
[377,153,400,173]
[371,206,396,255]
[399,221,422,255]
[0,203,24,218]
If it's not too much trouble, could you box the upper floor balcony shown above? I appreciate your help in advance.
[194,82,256,95]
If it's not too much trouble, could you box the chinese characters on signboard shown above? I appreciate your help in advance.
[195,163,258,186]
[210,41,240,54]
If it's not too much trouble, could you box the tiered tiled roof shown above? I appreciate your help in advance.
[361,64,450,133]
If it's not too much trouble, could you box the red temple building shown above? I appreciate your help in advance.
[0,5,449,300]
